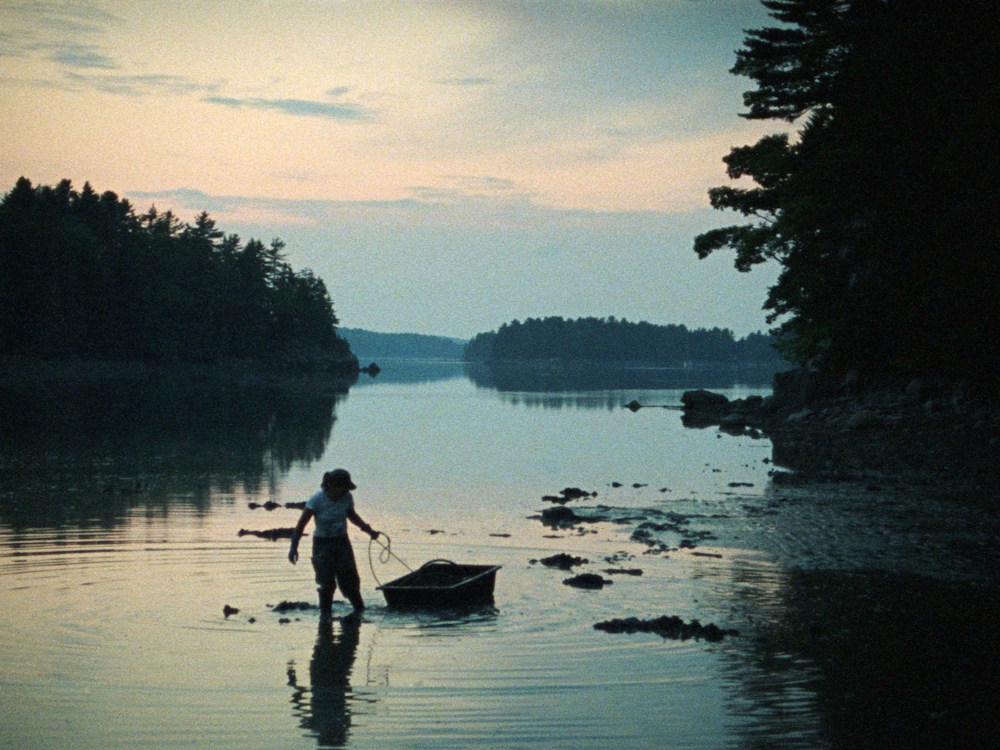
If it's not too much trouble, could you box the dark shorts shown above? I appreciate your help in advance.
[311,535,360,591]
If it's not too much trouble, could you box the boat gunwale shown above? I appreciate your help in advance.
[377,564,501,593]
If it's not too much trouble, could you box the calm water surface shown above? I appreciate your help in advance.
[1,363,996,749]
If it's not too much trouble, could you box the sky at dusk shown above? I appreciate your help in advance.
[1,0,786,339]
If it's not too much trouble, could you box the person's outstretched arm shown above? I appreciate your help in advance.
[347,508,379,539]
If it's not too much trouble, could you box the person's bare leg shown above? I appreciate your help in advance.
[318,586,335,619]
[338,568,364,612]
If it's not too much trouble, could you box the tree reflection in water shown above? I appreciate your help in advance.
[0,375,347,529]
[288,616,362,747]
[465,361,780,394]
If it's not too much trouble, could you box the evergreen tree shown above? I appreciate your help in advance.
[0,178,353,370]
[696,0,1000,381]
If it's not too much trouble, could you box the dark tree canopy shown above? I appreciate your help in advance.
[464,316,786,367]
[0,178,353,369]
[697,0,1000,383]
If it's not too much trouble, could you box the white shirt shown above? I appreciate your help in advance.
[306,490,354,537]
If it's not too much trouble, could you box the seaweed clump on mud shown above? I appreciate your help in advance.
[542,487,598,504]
[564,573,612,589]
[595,616,738,641]
[238,527,298,540]
[537,553,588,570]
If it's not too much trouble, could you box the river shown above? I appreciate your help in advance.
[1,361,996,749]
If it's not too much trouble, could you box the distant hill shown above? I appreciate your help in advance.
[339,328,467,361]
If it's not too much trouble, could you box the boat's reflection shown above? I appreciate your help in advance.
[383,604,500,634]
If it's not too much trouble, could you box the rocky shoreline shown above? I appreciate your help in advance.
[0,355,362,391]
[677,368,1000,491]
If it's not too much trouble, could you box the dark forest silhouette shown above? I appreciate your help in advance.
[464,316,786,366]
[0,177,353,370]
[697,0,999,384]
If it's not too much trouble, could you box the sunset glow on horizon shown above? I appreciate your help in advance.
[1,0,784,337]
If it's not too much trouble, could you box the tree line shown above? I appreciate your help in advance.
[0,178,353,369]
[463,316,786,366]
[697,0,998,384]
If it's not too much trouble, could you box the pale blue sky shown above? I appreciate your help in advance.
[1,0,783,338]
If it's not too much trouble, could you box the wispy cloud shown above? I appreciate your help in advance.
[0,32,27,59]
[434,77,493,87]
[8,1,122,35]
[128,188,338,228]
[203,95,375,121]
[65,71,220,97]
[0,37,119,68]
[47,42,117,70]
[407,175,523,205]
[2,3,124,77]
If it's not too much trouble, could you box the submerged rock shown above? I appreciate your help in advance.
[603,568,643,576]
[680,390,731,426]
[682,389,731,410]
[594,616,738,641]
[563,573,612,589]
[543,487,597,503]
[238,527,298,540]
[539,553,589,570]
[681,388,771,435]
[541,506,578,527]
[223,604,240,617]
[538,505,610,529]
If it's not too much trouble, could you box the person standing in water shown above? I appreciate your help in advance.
[289,469,380,617]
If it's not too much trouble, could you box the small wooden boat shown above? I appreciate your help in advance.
[378,559,501,608]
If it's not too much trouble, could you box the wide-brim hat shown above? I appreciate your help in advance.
[324,469,356,490]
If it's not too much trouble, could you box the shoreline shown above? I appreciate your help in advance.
[0,356,361,391]
[766,395,1000,491]
[680,368,1000,494]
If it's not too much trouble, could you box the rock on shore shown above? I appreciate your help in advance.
[680,369,1000,486]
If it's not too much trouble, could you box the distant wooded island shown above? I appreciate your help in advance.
[464,317,787,367]
[0,178,354,372]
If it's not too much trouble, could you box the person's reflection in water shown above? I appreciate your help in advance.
[288,613,362,747]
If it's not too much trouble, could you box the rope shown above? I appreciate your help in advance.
[368,533,413,589]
